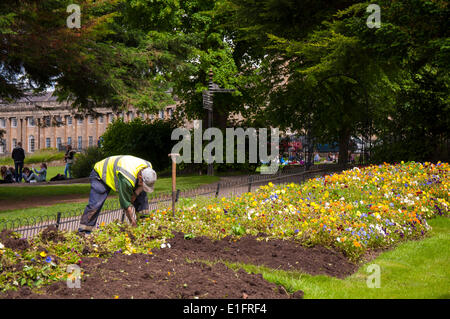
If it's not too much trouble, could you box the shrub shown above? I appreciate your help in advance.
[100,118,177,172]
[71,147,105,178]
[24,149,65,164]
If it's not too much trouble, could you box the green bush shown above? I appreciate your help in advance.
[100,118,177,172]
[176,128,260,174]
[24,149,65,164]
[72,147,105,178]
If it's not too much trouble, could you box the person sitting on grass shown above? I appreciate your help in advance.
[31,163,47,182]
[0,166,14,184]
[8,167,15,180]
[21,167,35,183]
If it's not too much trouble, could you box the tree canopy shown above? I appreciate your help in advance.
[1,0,448,163]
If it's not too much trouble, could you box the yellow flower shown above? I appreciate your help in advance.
[114,295,119,299]
[40,251,47,258]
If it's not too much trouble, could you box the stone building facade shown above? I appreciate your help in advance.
[0,91,177,154]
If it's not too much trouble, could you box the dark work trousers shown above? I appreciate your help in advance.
[14,161,24,182]
[79,170,149,231]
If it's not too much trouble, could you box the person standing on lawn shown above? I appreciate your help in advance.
[78,155,157,234]
[12,142,25,182]
[64,145,76,179]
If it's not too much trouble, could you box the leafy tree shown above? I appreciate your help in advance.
[0,0,175,111]
[372,67,449,163]
[226,0,449,165]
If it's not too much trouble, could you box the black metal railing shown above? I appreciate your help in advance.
[0,164,355,238]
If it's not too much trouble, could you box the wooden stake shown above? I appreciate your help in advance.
[168,153,180,217]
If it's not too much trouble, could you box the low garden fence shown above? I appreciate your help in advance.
[0,163,352,238]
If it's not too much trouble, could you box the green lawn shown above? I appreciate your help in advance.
[0,175,219,220]
[224,216,450,299]
[45,165,66,178]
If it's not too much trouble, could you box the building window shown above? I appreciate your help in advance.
[108,113,114,123]
[45,116,51,127]
[0,141,4,154]
[29,135,35,152]
[68,137,72,146]
[0,118,6,128]
[89,136,93,147]
[99,115,104,124]
[28,117,35,127]
[78,117,83,125]
[159,110,164,119]
[168,108,174,118]
[88,115,94,124]
[129,112,134,121]
[11,118,17,128]
[55,115,62,125]
[150,114,155,120]
[12,138,17,151]
[78,136,82,150]
[57,137,62,150]
[46,138,51,148]
[67,116,73,125]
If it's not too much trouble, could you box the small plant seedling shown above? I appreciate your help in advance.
[231,225,246,236]
[184,233,195,240]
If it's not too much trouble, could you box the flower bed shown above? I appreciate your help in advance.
[0,162,448,292]
[164,162,449,259]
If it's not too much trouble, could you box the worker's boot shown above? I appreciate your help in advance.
[77,228,92,236]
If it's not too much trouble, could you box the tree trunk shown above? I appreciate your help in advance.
[338,127,351,167]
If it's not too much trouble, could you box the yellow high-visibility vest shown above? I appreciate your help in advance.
[94,155,152,192]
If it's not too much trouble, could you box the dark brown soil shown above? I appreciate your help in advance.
[0,229,30,251]
[166,232,358,278]
[2,254,300,299]
[0,231,360,299]
[40,226,66,243]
